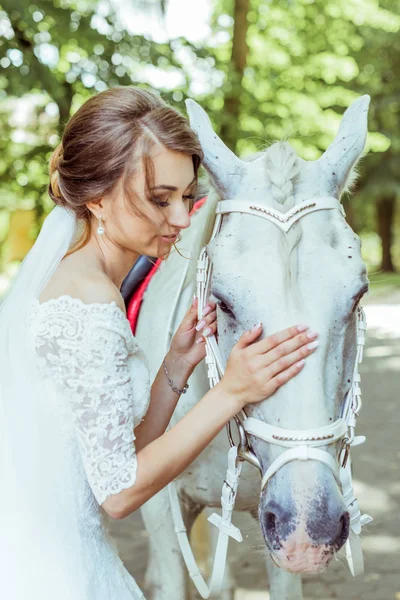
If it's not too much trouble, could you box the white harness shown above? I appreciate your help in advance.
[168,197,372,598]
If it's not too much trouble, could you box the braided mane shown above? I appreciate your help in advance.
[264,142,300,211]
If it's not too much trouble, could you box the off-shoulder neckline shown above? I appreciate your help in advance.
[31,294,128,320]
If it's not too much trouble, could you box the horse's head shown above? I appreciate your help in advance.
[186,96,370,573]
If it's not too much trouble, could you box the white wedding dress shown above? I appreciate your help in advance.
[20,294,151,600]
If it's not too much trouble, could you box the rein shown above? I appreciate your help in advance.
[169,196,372,598]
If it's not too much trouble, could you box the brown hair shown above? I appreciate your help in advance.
[48,86,204,258]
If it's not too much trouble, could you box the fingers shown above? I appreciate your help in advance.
[264,339,319,379]
[195,300,217,332]
[266,358,306,396]
[196,309,217,338]
[235,323,263,350]
[237,323,306,354]
[184,296,198,326]
[200,301,216,318]
[260,330,318,367]
[249,324,310,355]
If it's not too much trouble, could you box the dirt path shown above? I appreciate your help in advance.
[109,296,400,600]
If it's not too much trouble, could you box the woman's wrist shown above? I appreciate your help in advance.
[215,380,244,415]
[164,350,194,390]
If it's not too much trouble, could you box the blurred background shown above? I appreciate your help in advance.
[0,1,399,598]
[0,0,399,293]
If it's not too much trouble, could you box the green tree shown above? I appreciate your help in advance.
[0,0,190,254]
[0,0,399,271]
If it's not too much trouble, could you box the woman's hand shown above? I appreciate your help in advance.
[170,296,217,370]
[219,323,319,409]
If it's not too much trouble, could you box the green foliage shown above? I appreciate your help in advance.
[0,0,399,269]
[0,0,188,217]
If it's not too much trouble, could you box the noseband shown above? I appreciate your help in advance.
[169,197,372,598]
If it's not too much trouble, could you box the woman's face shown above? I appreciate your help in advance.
[107,145,195,258]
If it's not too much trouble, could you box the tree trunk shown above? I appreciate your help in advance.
[377,194,396,272]
[219,0,250,151]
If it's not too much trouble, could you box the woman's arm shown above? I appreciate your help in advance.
[102,381,239,519]
[102,321,319,519]
[133,350,194,452]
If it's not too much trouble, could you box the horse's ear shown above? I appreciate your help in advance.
[319,94,370,196]
[185,98,244,197]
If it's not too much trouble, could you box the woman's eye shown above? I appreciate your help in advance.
[152,197,170,207]
[152,194,194,208]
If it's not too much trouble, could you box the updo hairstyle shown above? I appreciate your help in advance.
[48,86,204,257]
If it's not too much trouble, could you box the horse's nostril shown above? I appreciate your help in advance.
[266,512,277,534]
[334,512,350,550]
[263,508,282,551]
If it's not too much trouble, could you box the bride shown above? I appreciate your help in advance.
[0,86,319,599]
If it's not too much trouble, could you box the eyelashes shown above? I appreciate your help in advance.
[210,292,235,318]
[151,195,195,208]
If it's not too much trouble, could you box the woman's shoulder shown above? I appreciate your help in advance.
[38,255,127,317]
[29,257,133,347]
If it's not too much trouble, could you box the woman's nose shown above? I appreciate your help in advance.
[168,203,191,230]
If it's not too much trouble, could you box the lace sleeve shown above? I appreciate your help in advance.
[30,297,139,505]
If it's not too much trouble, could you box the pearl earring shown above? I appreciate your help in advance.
[97,215,104,236]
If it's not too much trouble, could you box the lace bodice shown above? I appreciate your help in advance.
[28,295,151,505]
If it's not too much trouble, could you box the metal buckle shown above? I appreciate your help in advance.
[340,438,351,468]
[226,417,262,472]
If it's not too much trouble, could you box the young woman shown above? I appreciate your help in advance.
[0,86,319,599]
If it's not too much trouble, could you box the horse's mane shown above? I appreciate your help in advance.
[244,141,300,211]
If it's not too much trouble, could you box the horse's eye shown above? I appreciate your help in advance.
[210,290,235,318]
[218,300,230,313]
[216,299,235,318]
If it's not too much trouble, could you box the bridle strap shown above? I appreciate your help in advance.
[244,416,348,448]
[216,196,346,232]
[168,446,243,599]
[169,196,370,597]
[261,446,340,490]
[244,416,348,490]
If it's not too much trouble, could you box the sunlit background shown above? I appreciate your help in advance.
[0,1,399,598]
[0,0,399,293]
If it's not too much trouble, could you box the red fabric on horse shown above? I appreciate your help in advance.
[127,196,208,334]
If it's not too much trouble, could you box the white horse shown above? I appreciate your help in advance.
[135,95,370,600]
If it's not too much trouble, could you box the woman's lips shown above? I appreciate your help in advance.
[161,234,178,243]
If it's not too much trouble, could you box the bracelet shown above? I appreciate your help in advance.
[162,358,189,395]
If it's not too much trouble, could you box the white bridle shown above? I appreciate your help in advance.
[168,197,372,599]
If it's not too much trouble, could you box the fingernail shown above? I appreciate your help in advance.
[251,322,262,331]
[196,320,206,331]
[296,359,305,368]
[307,340,319,350]
[203,327,212,337]
[192,295,197,308]
[196,337,205,344]
[307,330,318,339]
[202,306,212,317]
[297,324,309,332]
